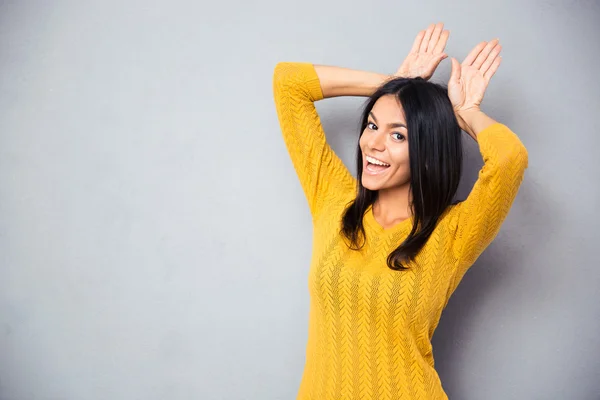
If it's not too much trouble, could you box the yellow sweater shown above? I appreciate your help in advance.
[272,62,529,400]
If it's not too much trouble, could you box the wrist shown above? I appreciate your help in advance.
[456,108,483,120]
[455,108,482,132]
[394,65,423,80]
[394,65,410,79]
[454,109,497,140]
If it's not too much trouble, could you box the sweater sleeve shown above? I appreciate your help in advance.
[272,62,356,220]
[451,123,529,269]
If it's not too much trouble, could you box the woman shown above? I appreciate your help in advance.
[272,22,528,400]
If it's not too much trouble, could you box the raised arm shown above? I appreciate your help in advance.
[447,40,529,269]
[272,23,450,221]
[272,62,360,221]
[450,121,528,269]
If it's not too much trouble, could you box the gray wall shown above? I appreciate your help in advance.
[0,1,598,399]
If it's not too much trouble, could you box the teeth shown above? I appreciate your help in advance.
[366,155,390,166]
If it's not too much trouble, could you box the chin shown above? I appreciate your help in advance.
[361,172,409,192]
[361,176,385,191]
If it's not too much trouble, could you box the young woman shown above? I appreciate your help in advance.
[272,23,528,400]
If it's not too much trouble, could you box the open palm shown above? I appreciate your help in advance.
[448,39,502,113]
[396,23,449,80]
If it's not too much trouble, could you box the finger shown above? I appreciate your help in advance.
[473,39,500,69]
[484,56,502,84]
[480,43,502,75]
[419,23,435,53]
[450,57,461,82]
[410,30,425,54]
[433,29,450,54]
[427,23,444,53]
[462,41,487,66]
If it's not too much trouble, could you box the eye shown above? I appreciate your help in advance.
[367,122,377,130]
[392,132,406,141]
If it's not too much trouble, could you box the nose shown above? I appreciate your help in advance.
[367,130,386,152]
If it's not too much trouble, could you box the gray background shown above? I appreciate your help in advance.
[0,0,598,399]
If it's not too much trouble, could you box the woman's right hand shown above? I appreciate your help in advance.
[395,23,449,81]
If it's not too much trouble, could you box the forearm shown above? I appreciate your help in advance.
[313,65,393,99]
[455,109,498,142]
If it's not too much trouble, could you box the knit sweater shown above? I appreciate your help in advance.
[272,62,529,400]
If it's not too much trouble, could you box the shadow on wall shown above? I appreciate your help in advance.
[315,102,363,175]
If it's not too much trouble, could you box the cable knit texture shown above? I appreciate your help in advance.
[273,62,529,400]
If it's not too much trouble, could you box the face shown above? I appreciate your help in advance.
[359,94,410,191]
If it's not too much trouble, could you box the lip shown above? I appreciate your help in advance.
[363,158,391,176]
[365,154,389,165]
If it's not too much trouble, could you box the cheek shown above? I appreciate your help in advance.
[390,147,410,166]
[390,150,411,178]
[358,142,368,159]
[391,164,410,179]
[358,134,366,149]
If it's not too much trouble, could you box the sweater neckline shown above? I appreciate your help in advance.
[364,204,414,235]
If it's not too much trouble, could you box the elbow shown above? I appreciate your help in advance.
[511,144,529,171]
[496,146,528,178]
[497,138,529,172]
[494,124,529,170]
[519,146,529,170]
[272,62,287,88]
[273,62,298,88]
[512,131,529,170]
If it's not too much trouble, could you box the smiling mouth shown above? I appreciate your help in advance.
[365,160,390,175]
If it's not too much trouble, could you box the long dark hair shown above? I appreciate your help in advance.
[340,77,463,271]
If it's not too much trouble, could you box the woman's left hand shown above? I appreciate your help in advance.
[395,23,449,80]
[448,39,502,114]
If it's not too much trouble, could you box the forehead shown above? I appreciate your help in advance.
[371,95,406,121]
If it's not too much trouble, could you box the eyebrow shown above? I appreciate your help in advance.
[369,111,407,129]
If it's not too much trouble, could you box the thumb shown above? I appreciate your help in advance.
[450,57,461,82]
[436,53,448,64]
[428,53,448,74]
